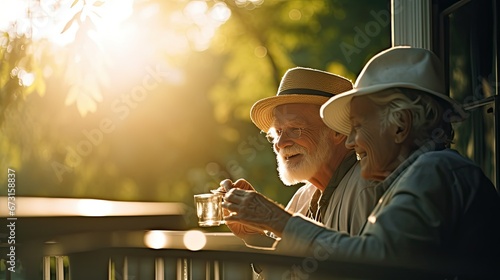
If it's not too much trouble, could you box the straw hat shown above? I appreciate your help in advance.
[320,46,466,136]
[250,67,353,132]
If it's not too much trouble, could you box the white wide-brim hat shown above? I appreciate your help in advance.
[320,46,466,136]
[251,67,353,132]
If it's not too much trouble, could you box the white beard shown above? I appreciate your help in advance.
[276,129,333,186]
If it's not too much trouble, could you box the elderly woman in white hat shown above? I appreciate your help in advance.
[222,47,500,275]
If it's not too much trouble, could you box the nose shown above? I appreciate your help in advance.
[275,133,294,150]
[345,130,355,149]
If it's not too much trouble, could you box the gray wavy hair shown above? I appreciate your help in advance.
[366,88,454,149]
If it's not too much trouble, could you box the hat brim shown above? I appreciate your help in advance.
[320,83,466,136]
[251,95,330,132]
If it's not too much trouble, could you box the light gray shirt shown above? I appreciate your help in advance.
[286,162,384,235]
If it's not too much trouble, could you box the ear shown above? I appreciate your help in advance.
[393,110,412,144]
[332,130,347,145]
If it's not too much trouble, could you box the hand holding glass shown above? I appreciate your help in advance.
[194,193,225,227]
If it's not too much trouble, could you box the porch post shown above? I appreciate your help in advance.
[392,0,432,49]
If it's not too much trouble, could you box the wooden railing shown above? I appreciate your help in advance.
[1,197,499,280]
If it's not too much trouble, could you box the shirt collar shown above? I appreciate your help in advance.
[377,140,444,190]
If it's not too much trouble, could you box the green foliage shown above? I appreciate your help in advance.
[0,31,46,125]
[0,0,389,218]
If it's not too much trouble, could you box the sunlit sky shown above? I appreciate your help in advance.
[0,0,232,48]
[0,0,236,115]
[0,0,143,46]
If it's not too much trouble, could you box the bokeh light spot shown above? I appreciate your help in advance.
[289,9,302,21]
[144,231,169,249]
[183,230,206,251]
[210,2,231,22]
[254,46,267,58]
[17,69,35,87]
[184,1,208,20]
[205,162,221,177]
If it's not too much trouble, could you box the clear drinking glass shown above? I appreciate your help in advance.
[194,193,224,227]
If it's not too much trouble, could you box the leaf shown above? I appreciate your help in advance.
[70,0,80,8]
[65,85,79,106]
[83,74,103,103]
[89,88,103,103]
[93,1,105,7]
[95,63,110,88]
[61,11,82,34]
[76,92,97,117]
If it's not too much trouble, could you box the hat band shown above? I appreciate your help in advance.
[278,88,333,98]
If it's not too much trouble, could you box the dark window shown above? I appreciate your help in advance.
[439,0,499,188]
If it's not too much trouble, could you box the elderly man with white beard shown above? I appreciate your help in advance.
[219,67,385,252]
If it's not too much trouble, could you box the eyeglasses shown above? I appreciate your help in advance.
[265,127,303,143]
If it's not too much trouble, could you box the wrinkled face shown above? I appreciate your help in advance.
[346,96,401,181]
[269,104,334,185]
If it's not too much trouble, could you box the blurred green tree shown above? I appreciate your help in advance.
[0,0,389,226]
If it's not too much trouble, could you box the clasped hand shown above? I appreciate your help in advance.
[218,179,292,238]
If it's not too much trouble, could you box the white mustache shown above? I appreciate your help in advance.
[278,146,307,159]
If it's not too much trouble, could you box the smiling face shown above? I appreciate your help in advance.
[270,104,335,185]
[345,95,406,181]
